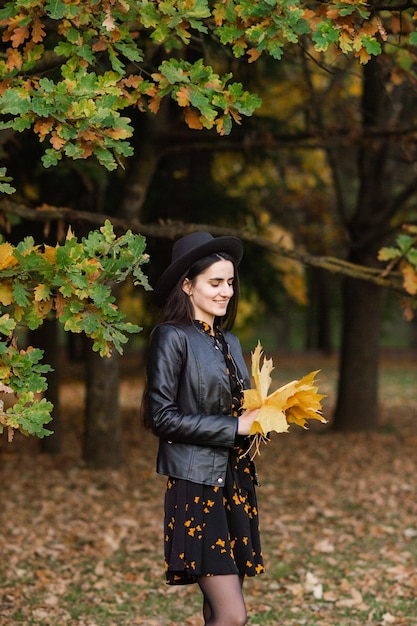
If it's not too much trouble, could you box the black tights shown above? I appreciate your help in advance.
[197,574,246,626]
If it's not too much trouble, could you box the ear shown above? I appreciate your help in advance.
[182,278,192,296]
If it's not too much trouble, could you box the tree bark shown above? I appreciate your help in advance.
[306,268,334,354]
[332,58,390,431]
[333,270,384,431]
[83,342,121,468]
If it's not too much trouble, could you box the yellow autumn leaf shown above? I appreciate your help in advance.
[33,299,53,318]
[176,86,190,107]
[339,30,353,53]
[250,402,288,435]
[54,293,65,318]
[13,305,24,322]
[400,260,417,295]
[148,94,161,114]
[284,374,327,429]
[0,282,14,306]
[251,340,273,400]
[66,226,75,240]
[10,24,29,47]
[247,48,262,63]
[355,47,371,64]
[34,118,53,139]
[34,283,51,302]
[184,107,203,130]
[103,11,115,31]
[249,379,299,436]
[242,342,327,458]
[50,131,66,150]
[242,388,262,410]
[42,244,57,264]
[32,17,46,43]
[0,365,11,380]
[0,243,17,270]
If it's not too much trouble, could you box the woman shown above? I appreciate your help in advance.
[142,232,264,626]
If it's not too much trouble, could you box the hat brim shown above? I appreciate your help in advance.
[155,236,243,306]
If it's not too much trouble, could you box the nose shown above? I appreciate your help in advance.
[220,282,233,297]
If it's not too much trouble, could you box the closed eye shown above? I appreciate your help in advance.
[209,278,234,287]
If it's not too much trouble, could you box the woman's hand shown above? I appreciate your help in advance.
[237,408,260,436]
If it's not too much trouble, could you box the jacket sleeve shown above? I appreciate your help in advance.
[147,324,237,447]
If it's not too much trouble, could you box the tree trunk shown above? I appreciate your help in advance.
[306,268,334,354]
[83,344,121,468]
[331,58,391,431]
[333,271,384,430]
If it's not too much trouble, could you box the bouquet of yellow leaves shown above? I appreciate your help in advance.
[242,341,327,459]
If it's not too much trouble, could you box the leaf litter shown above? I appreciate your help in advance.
[0,352,416,625]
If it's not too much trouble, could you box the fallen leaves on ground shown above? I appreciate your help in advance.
[0,353,416,625]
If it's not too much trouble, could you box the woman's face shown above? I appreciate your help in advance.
[182,259,235,327]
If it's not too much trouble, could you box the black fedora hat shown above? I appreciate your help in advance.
[155,232,243,306]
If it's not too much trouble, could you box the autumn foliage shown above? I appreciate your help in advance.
[378,226,417,319]
[0,0,406,169]
[0,221,150,439]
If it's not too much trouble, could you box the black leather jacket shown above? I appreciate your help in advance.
[147,322,250,486]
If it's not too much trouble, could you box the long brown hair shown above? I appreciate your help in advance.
[141,252,240,428]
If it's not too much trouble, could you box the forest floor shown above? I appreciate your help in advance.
[0,350,417,626]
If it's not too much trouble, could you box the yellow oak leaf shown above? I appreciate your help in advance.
[41,244,57,265]
[176,86,190,107]
[148,94,161,114]
[356,47,371,64]
[34,119,53,139]
[303,8,316,20]
[184,107,203,130]
[54,293,66,318]
[230,109,242,124]
[13,305,24,322]
[33,299,53,318]
[103,11,116,32]
[247,48,262,63]
[6,48,22,71]
[32,18,46,43]
[123,75,143,88]
[34,283,51,302]
[0,282,14,306]
[11,25,29,47]
[50,131,65,150]
[0,242,16,270]
[66,226,75,240]
[339,30,353,53]
[400,260,417,295]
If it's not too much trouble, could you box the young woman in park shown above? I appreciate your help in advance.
[142,232,264,626]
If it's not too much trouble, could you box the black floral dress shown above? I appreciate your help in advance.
[164,321,264,585]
